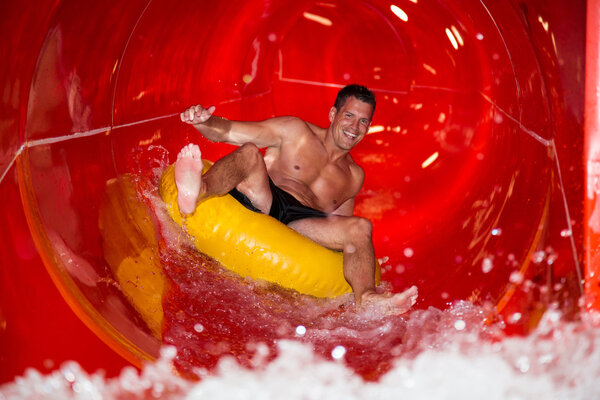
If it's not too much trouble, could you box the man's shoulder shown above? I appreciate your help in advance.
[272,116,323,139]
[347,156,365,182]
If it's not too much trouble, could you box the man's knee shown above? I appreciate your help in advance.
[238,143,263,165]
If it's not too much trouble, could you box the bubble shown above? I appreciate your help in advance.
[331,345,347,360]
[454,320,466,330]
[491,228,502,236]
[560,229,572,237]
[403,248,414,258]
[159,345,177,360]
[194,323,204,333]
[61,364,76,383]
[295,325,307,337]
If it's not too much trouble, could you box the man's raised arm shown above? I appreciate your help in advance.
[181,104,284,148]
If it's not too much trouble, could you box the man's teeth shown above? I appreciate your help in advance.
[344,130,357,138]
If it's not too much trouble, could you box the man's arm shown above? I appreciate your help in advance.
[181,104,295,148]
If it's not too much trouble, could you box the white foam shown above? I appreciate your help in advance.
[2,309,600,400]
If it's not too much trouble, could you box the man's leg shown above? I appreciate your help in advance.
[174,143,272,215]
[289,215,418,314]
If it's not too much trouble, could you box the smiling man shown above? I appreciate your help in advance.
[174,84,418,314]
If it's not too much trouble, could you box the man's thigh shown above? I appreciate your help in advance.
[288,215,353,251]
[234,156,272,214]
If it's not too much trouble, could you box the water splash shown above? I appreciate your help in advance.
[3,309,600,399]
[3,147,598,398]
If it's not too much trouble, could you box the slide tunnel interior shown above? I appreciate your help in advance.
[0,0,587,381]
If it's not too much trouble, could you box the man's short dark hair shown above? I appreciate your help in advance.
[333,84,376,114]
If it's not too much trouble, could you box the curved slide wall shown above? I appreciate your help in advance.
[0,0,587,382]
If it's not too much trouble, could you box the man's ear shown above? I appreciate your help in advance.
[328,106,337,122]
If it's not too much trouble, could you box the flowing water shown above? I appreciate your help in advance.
[2,147,599,399]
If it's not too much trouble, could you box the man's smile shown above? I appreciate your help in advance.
[343,129,358,139]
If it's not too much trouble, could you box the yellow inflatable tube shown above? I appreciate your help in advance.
[160,162,378,298]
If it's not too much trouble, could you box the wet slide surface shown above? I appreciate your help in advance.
[0,0,586,384]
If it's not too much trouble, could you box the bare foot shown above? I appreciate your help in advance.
[174,144,204,215]
[360,285,418,315]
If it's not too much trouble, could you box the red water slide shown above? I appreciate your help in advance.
[0,0,591,383]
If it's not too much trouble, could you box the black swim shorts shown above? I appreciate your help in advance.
[229,179,327,225]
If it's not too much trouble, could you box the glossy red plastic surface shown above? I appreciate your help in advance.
[0,0,586,382]
[586,0,600,310]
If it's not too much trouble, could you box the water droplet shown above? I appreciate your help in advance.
[482,258,493,273]
[532,251,545,263]
[295,325,307,337]
[546,253,558,265]
[63,370,75,383]
[509,271,524,284]
[242,74,253,84]
[454,320,466,330]
[403,248,414,258]
[159,345,177,359]
[491,228,502,236]
[560,229,572,237]
[508,312,522,323]
[194,323,204,333]
[378,256,390,264]
[516,356,530,373]
[331,345,346,360]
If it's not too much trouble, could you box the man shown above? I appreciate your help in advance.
[175,84,418,314]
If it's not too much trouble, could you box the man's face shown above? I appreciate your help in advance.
[329,96,373,151]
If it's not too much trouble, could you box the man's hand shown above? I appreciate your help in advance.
[180,104,216,125]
